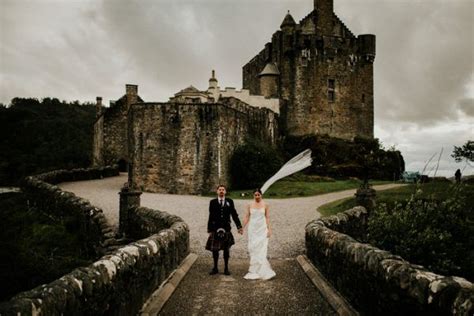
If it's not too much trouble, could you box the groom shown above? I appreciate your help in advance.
[206,184,243,275]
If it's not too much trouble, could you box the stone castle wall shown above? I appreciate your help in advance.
[92,115,104,166]
[128,99,278,194]
[101,103,128,167]
[305,206,474,315]
[243,12,375,140]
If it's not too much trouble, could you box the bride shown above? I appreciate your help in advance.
[242,188,276,280]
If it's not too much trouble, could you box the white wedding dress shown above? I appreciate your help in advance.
[244,207,276,280]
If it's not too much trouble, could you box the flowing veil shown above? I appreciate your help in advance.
[260,149,313,194]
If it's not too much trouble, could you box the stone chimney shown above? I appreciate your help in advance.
[314,0,334,36]
[209,70,218,89]
[96,96,102,117]
[125,84,138,109]
[208,70,219,102]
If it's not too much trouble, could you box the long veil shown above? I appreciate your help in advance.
[260,149,313,194]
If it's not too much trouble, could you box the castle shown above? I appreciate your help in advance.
[92,0,376,194]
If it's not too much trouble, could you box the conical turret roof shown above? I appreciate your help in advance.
[280,10,296,29]
[258,62,280,77]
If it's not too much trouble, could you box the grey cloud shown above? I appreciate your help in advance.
[457,98,474,117]
[338,0,473,125]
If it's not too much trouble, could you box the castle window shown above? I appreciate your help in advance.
[362,94,366,103]
[328,91,335,102]
[328,79,336,102]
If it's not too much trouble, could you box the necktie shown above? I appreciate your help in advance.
[220,199,224,207]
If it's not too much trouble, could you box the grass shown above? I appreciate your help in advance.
[318,181,471,217]
[208,178,394,199]
[0,192,94,301]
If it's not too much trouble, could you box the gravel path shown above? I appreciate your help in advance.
[159,257,337,316]
[60,174,403,259]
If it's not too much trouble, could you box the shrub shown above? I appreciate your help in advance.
[367,184,474,281]
[229,139,283,189]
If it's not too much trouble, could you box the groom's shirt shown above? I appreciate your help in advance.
[207,197,242,233]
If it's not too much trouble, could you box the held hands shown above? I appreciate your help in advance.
[267,229,272,238]
[238,228,244,235]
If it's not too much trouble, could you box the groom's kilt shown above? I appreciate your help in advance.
[205,231,235,251]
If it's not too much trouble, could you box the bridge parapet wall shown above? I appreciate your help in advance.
[20,166,120,257]
[306,206,473,315]
[1,169,189,315]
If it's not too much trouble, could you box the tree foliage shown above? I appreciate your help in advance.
[0,193,94,301]
[229,139,283,190]
[0,97,96,185]
[452,140,473,162]
[282,134,405,180]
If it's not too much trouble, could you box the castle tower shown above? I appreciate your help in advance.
[242,0,376,140]
[259,63,280,98]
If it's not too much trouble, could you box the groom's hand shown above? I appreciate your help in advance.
[238,228,243,235]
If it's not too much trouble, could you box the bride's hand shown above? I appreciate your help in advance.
[267,229,272,238]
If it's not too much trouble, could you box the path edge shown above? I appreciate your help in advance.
[140,253,198,316]
[296,255,359,316]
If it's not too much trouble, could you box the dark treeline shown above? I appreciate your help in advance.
[0,97,96,186]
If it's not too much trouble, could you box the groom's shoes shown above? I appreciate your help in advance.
[209,268,219,275]
[224,269,231,275]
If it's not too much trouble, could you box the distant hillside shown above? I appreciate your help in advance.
[0,98,96,186]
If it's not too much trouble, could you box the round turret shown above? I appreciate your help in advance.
[358,34,376,62]
[280,10,296,32]
[258,63,280,98]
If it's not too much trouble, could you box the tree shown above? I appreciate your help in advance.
[452,140,473,162]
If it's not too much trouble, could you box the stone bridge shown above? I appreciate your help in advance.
[58,174,403,315]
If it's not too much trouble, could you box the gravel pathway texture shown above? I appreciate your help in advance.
[60,174,402,259]
[159,257,337,316]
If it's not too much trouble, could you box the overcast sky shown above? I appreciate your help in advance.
[1,0,473,177]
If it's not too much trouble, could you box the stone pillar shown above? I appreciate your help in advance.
[119,184,142,236]
[355,186,376,213]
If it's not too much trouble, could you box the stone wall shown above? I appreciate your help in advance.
[92,85,143,168]
[21,166,120,257]
[128,99,278,194]
[0,205,189,315]
[101,102,129,167]
[92,114,104,166]
[305,206,473,315]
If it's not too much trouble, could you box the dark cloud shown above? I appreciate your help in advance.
[457,98,474,117]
